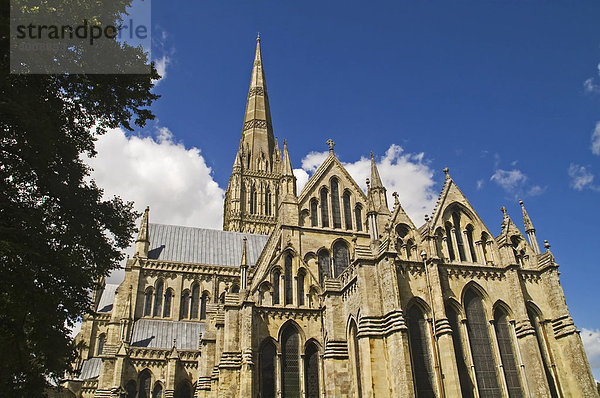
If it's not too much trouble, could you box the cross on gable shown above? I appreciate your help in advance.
[326,139,335,153]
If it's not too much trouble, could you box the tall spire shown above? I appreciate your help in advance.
[223,37,282,235]
[240,35,275,171]
[519,199,541,254]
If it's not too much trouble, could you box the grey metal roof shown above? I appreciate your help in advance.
[96,284,118,313]
[78,357,102,380]
[130,318,205,350]
[147,223,269,267]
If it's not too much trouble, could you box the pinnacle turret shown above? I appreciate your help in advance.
[519,199,541,254]
[135,206,150,258]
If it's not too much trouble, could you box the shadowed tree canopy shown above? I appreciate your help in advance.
[0,0,160,396]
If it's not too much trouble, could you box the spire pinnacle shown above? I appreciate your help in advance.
[135,206,150,258]
[443,167,451,180]
[136,206,149,243]
[240,236,248,267]
[519,199,535,232]
[369,152,384,189]
[281,139,294,176]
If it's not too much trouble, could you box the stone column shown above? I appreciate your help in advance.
[462,230,473,262]
[450,228,460,261]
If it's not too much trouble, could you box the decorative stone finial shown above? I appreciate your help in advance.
[544,240,550,250]
[443,167,450,179]
[519,199,524,205]
[424,214,430,222]
[500,206,508,218]
[392,192,399,204]
[326,139,335,153]
[366,178,370,189]
[370,151,375,160]
[256,32,260,42]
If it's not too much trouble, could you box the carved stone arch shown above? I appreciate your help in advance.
[443,202,476,225]
[461,281,492,317]
[331,238,351,277]
[304,338,323,354]
[303,251,317,263]
[492,299,515,321]
[278,319,306,345]
[444,297,465,318]
[525,301,544,319]
[395,222,412,239]
[137,368,153,398]
[406,296,432,319]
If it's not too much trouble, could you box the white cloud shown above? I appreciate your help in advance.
[490,169,528,192]
[591,122,600,156]
[294,168,310,192]
[476,179,484,190]
[527,185,546,197]
[152,55,171,85]
[297,145,437,222]
[581,328,600,380]
[568,163,598,191]
[301,151,329,173]
[85,127,224,229]
[583,78,600,94]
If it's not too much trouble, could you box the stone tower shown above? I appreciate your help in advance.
[223,36,282,234]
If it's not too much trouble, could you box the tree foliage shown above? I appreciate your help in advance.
[0,0,159,396]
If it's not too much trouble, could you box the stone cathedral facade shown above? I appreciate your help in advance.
[66,38,598,398]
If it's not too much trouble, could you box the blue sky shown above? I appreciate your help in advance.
[91,0,600,377]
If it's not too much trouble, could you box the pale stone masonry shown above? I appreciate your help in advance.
[66,37,598,398]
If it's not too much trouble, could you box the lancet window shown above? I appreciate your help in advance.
[466,224,477,262]
[446,304,475,398]
[190,284,200,319]
[331,178,342,228]
[464,289,501,396]
[348,320,362,396]
[259,340,277,398]
[297,269,305,306]
[310,198,318,227]
[343,190,352,230]
[200,291,209,320]
[281,325,301,397]
[272,269,280,305]
[333,240,350,277]
[284,254,293,305]
[320,188,329,228]
[144,288,153,316]
[138,369,152,398]
[407,305,435,397]
[265,187,272,216]
[153,280,164,317]
[97,334,105,355]
[355,204,363,231]
[527,305,559,398]
[305,341,320,398]
[318,249,331,286]
[494,307,523,397]
[163,289,173,318]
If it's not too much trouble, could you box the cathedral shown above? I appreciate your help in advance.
[67,37,598,398]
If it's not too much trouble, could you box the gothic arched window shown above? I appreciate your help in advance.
[284,254,293,305]
[310,199,318,227]
[318,249,331,286]
[333,240,350,277]
[163,289,173,318]
[343,190,352,230]
[406,238,415,260]
[144,288,153,316]
[331,178,341,228]
[259,340,277,398]
[138,369,152,398]
[349,320,362,396]
[297,269,305,306]
[464,289,501,396]
[272,269,280,305]
[250,185,257,215]
[355,204,363,231]
[407,305,435,397]
[281,325,301,397]
[445,222,456,261]
[320,188,329,228]
[446,304,475,398]
[466,224,477,263]
[305,341,320,398]
[481,233,491,264]
[265,187,272,216]
[452,212,467,261]
[97,334,105,356]
[153,280,164,317]
[180,290,190,319]
[200,291,209,320]
[494,308,523,397]
[152,383,163,398]
[190,284,200,319]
